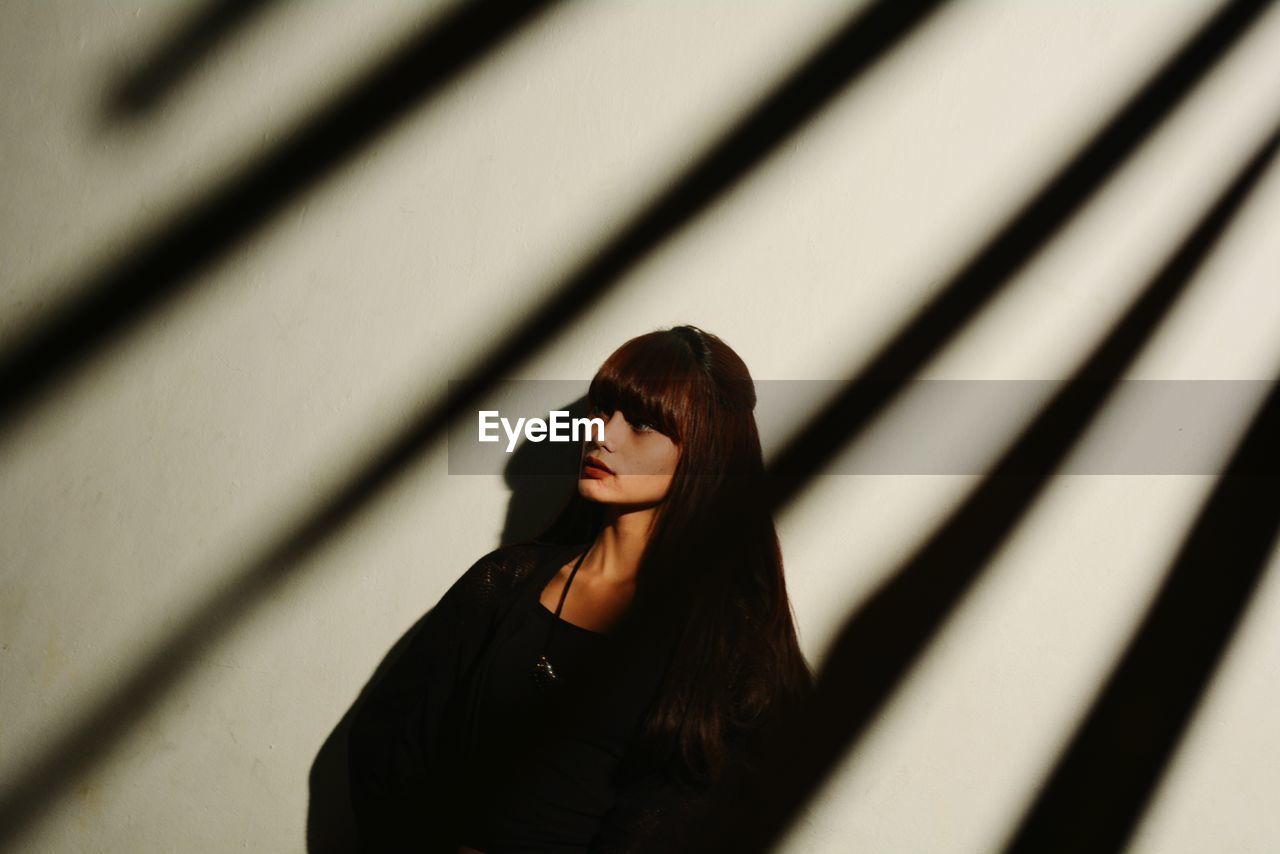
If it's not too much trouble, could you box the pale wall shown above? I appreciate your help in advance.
[3,0,1280,851]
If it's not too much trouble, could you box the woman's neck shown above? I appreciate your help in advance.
[583,506,656,585]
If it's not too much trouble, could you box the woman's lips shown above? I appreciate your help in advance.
[583,457,613,477]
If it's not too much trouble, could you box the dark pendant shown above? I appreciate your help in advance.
[532,655,557,687]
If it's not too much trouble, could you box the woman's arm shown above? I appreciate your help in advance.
[347,544,541,852]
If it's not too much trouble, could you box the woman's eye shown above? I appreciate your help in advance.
[584,405,655,434]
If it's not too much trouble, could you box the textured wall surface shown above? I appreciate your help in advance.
[3,1,1280,850]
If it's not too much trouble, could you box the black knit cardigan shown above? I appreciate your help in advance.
[346,540,718,853]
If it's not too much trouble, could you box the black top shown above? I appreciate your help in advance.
[454,589,648,853]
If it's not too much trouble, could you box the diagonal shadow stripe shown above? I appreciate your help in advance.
[351,4,1280,848]
[1000,398,1280,846]
[687,54,1280,854]
[0,0,558,434]
[0,0,957,440]
[0,0,952,439]
[0,1,953,845]
[106,0,285,117]
[762,0,1275,511]
[3,0,1265,844]
[1002,292,1280,846]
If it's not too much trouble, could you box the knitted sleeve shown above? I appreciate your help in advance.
[346,543,542,852]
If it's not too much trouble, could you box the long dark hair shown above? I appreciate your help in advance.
[532,324,813,785]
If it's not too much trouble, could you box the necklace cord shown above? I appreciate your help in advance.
[536,523,601,683]
[547,543,589,649]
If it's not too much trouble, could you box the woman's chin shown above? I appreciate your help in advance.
[578,479,608,498]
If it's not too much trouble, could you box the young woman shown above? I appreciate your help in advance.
[348,325,812,853]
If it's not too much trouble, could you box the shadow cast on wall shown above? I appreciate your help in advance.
[1,0,1275,850]
[0,0,955,842]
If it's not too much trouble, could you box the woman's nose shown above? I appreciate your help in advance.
[591,410,625,451]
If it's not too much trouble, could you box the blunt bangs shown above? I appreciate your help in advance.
[587,335,707,444]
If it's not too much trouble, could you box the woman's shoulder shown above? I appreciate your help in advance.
[455,538,578,602]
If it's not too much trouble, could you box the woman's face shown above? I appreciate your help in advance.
[578,405,680,508]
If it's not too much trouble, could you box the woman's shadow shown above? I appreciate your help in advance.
[305,396,588,851]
